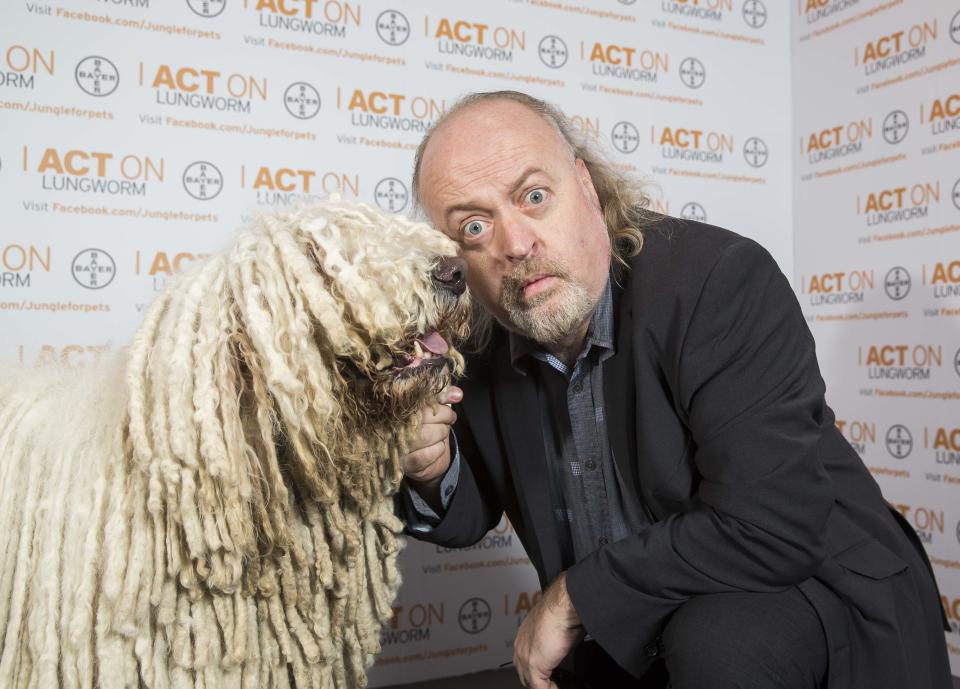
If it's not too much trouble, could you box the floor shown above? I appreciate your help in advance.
[390,667,524,689]
[387,668,960,689]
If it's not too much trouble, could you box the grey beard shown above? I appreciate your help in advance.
[499,263,595,346]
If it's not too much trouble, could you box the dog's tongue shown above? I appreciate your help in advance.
[416,332,448,355]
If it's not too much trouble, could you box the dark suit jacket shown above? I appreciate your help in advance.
[404,216,952,688]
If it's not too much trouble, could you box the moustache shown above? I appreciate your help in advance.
[500,258,571,305]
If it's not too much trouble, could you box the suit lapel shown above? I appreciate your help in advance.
[603,273,641,505]
[492,347,563,583]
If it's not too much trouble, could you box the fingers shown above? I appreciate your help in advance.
[399,386,463,483]
[403,439,447,477]
[437,385,463,406]
[420,403,457,427]
[414,421,452,449]
[420,385,461,425]
[514,663,556,689]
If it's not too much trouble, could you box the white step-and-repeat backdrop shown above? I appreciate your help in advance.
[792,0,960,678]
[2,0,954,684]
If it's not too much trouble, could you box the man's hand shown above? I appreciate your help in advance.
[513,572,584,689]
[399,386,462,507]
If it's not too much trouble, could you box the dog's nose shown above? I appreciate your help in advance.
[432,257,467,296]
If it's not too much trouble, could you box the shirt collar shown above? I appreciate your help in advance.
[508,275,615,373]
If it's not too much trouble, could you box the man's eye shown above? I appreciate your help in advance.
[464,220,486,237]
[527,189,545,205]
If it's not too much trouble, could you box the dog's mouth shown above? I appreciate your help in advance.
[393,331,449,372]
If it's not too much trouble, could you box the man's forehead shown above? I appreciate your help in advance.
[421,105,568,206]
[425,145,554,219]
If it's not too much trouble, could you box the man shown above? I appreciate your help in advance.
[396,91,952,689]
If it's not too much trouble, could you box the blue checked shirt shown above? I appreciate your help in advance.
[405,279,649,566]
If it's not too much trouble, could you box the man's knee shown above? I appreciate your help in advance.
[662,589,827,689]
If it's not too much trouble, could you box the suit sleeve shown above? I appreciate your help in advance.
[396,402,505,547]
[565,237,836,676]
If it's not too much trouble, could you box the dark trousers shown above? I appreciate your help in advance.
[572,587,828,689]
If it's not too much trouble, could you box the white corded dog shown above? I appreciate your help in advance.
[0,199,471,689]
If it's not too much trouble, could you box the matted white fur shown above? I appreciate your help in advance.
[0,199,470,689]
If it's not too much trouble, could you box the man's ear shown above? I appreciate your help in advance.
[574,158,602,212]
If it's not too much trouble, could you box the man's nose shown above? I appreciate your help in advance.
[432,256,468,296]
[498,212,538,263]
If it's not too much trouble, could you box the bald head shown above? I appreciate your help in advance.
[412,91,578,215]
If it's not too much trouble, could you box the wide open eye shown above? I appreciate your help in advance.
[527,189,546,205]
[461,219,491,240]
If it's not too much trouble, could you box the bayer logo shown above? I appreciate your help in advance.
[883,266,911,301]
[954,346,960,378]
[618,0,637,4]
[680,202,707,223]
[950,9,960,45]
[374,178,409,213]
[611,121,640,154]
[72,249,116,290]
[457,598,491,634]
[284,82,321,120]
[75,56,119,97]
[885,424,913,459]
[743,137,768,168]
[538,36,569,69]
[679,58,706,89]
[952,178,960,211]
[182,162,223,201]
[742,0,767,28]
[882,110,909,144]
[376,10,410,46]
[187,0,226,17]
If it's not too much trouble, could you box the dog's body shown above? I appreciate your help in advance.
[0,200,470,689]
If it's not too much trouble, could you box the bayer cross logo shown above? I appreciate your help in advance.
[954,346,960,378]
[742,0,767,28]
[538,36,569,69]
[882,110,909,144]
[680,202,707,223]
[950,10,960,45]
[187,0,226,17]
[743,137,768,168]
[618,0,637,4]
[884,267,911,300]
[182,162,223,201]
[457,598,491,634]
[952,178,960,211]
[376,10,410,46]
[611,122,639,154]
[72,249,116,290]
[885,425,913,459]
[679,58,706,89]
[374,178,409,213]
[75,57,119,97]
[284,82,321,119]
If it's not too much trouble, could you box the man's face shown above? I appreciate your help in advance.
[418,100,611,346]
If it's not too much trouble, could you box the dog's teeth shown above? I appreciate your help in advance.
[413,341,424,358]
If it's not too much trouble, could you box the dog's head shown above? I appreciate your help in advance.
[126,198,471,561]
[284,200,471,425]
[214,200,471,493]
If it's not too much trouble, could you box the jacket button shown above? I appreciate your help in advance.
[644,643,659,657]
[585,460,597,471]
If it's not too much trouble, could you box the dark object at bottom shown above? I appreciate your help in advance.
[564,640,667,689]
